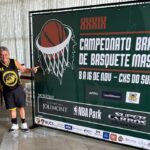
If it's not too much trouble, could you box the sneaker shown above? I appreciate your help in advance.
[9,124,19,132]
[20,122,29,132]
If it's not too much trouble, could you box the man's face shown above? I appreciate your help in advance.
[0,50,10,64]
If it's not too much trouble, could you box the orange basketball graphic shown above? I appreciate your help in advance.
[39,20,67,60]
[39,20,67,47]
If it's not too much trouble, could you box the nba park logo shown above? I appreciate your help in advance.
[73,106,101,119]
[35,19,76,84]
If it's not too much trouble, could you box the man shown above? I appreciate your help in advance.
[0,46,38,132]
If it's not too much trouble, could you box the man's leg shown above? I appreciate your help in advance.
[10,109,17,118]
[18,107,25,119]
[9,108,19,132]
[18,107,29,131]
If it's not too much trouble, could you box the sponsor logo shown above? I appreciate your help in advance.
[44,120,55,126]
[56,123,64,129]
[73,106,101,119]
[125,137,137,144]
[147,143,150,148]
[35,118,55,126]
[89,91,99,96]
[108,112,146,126]
[102,91,122,100]
[118,136,123,142]
[72,126,83,132]
[86,86,100,101]
[73,106,78,115]
[42,102,68,112]
[65,124,72,130]
[137,140,148,147]
[40,118,44,125]
[95,130,101,136]
[84,129,92,135]
[126,92,140,104]
[35,117,41,124]
[110,133,117,141]
[103,132,110,140]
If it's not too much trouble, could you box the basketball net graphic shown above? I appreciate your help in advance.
[36,19,75,84]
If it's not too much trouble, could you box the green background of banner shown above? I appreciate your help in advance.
[31,3,150,140]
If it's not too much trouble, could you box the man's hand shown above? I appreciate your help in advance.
[31,66,40,73]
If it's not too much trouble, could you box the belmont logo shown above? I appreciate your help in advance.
[43,103,68,112]
[108,112,146,125]
[73,106,101,119]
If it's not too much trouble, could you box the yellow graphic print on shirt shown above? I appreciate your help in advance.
[0,67,4,71]
[3,71,18,86]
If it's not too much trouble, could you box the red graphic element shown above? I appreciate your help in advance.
[39,20,67,59]
[40,20,67,47]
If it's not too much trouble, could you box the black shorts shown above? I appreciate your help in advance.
[3,86,26,110]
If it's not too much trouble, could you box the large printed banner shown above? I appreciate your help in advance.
[30,2,150,149]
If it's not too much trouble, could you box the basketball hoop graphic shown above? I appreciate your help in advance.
[35,19,75,84]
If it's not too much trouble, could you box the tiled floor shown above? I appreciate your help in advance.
[0,106,140,150]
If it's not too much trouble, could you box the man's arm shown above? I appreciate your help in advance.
[15,60,39,73]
